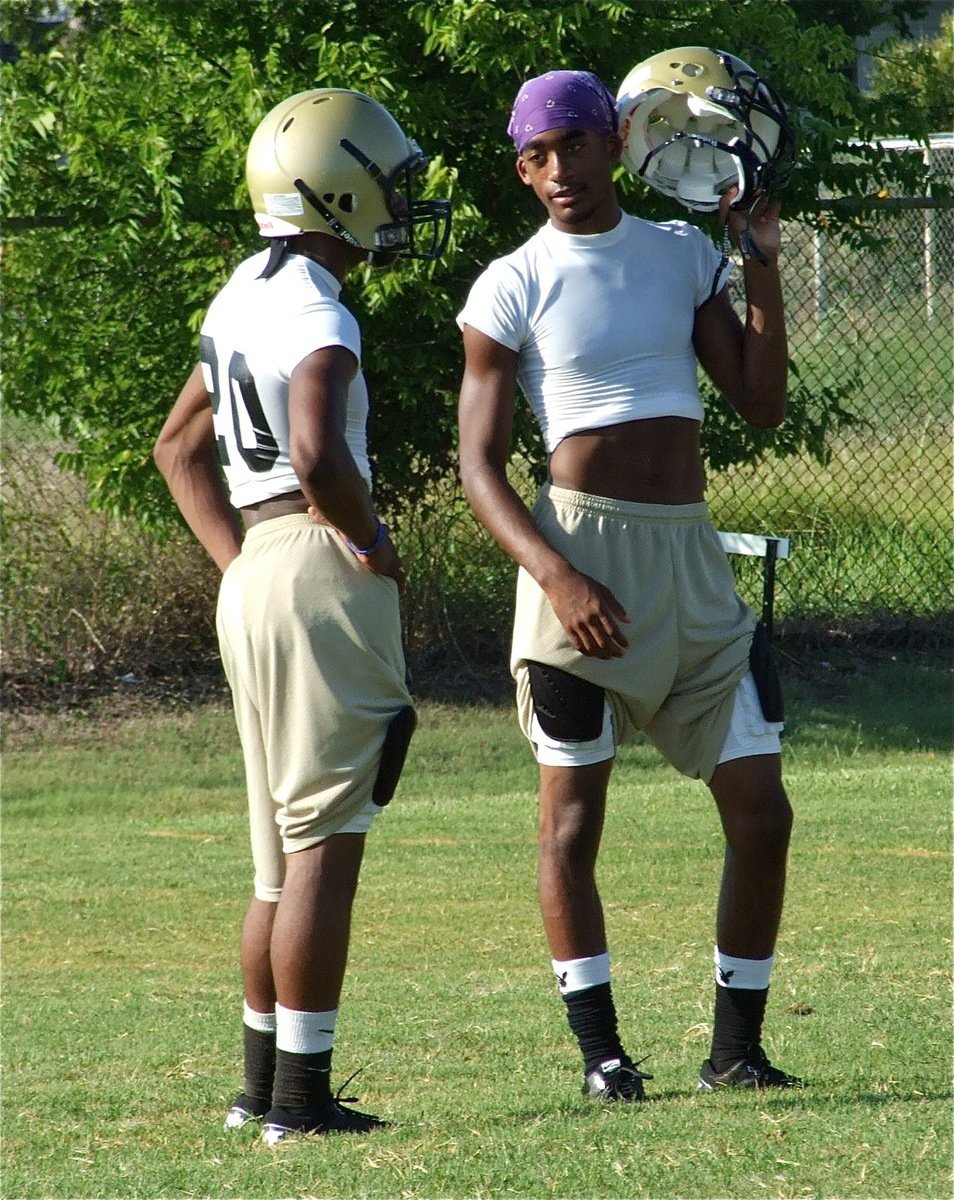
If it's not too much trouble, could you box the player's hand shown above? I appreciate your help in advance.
[311,506,407,593]
[349,529,406,593]
[546,568,630,659]
[720,187,782,265]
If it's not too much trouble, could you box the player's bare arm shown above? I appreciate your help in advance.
[154,363,243,572]
[289,345,404,590]
[694,191,787,429]
[458,325,629,658]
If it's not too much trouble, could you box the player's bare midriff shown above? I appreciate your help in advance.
[548,416,706,505]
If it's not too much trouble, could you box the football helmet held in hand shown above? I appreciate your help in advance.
[616,47,796,213]
[246,88,451,261]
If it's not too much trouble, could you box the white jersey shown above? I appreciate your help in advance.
[200,249,371,508]
[456,213,730,452]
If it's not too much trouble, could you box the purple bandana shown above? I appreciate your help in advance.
[507,70,618,153]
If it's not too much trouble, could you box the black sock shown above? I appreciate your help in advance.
[242,1023,276,1105]
[271,1048,333,1113]
[709,983,769,1073]
[563,982,627,1075]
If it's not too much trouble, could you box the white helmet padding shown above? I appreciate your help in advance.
[616,47,796,213]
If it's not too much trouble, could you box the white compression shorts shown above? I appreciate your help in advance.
[529,670,783,768]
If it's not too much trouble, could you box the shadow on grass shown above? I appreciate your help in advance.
[405,638,953,758]
[502,1080,954,1125]
[3,636,950,758]
[779,641,952,756]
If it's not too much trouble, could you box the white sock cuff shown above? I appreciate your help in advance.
[552,952,612,995]
[243,1001,276,1033]
[275,1003,338,1054]
[714,947,775,990]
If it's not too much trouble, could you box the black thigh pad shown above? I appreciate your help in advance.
[749,621,785,723]
[372,705,417,806]
[527,661,605,742]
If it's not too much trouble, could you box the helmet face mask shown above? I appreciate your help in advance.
[246,89,451,261]
[616,47,796,214]
[361,139,452,261]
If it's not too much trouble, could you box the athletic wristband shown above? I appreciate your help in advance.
[345,519,388,556]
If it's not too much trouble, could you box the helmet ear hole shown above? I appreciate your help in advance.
[319,192,356,213]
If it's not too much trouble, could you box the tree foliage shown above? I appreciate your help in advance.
[788,0,930,41]
[0,0,939,529]
[867,9,954,134]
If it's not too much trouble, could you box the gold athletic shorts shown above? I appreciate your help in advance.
[511,485,757,782]
[216,514,412,901]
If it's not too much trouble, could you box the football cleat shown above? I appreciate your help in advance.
[224,1092,270,1130]
[261,1098,388,1145]
[698,1045,803,1090]
[583,1056,653,1103]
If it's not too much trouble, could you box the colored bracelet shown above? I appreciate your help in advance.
[345,518,388,556]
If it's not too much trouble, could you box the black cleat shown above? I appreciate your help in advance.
[224,1093,270,1130]
[261,1097,387,1145]
[698,1045,803,1091]
[583,1056,653,1103]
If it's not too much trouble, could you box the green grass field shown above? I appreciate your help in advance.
[3,657,951,1199]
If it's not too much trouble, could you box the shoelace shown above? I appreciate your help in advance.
[332,1066,365,1108]
[627,1054,654,1082]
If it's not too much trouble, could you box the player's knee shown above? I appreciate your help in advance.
[751,783,793,856]
[772,784,794,843]
[538,771,607,871]
[763,787,792,854]
[717,772,792,860]
[538,817,599,879]
[540,799,588,854]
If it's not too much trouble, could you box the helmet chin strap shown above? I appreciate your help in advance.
[256,237,291,280]
[366,249,399,268]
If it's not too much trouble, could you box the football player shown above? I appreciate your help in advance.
[457,66,800,1102]
[155,88,450,1144]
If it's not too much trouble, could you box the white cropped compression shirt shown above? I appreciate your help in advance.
[200,250,371,508]
[457,213,730,452]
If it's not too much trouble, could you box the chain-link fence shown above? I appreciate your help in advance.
[705,139,952,649]
[3,153,951,703]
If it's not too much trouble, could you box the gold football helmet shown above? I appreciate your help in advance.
[246,88,451,260]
